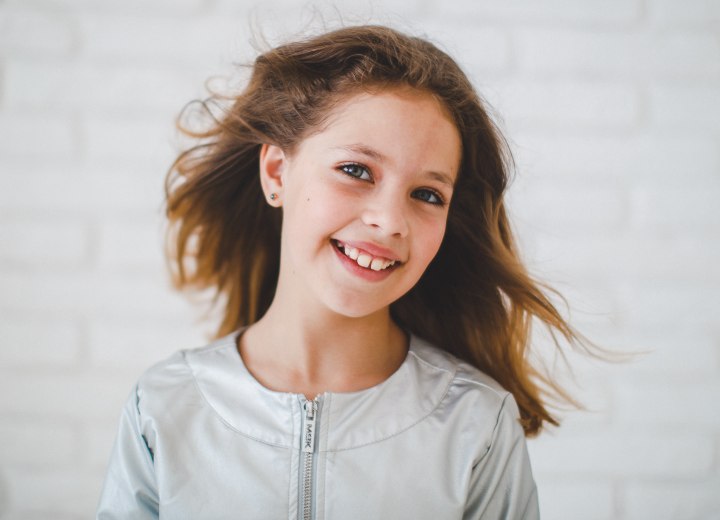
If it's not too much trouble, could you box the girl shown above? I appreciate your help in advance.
[98,25,586,519]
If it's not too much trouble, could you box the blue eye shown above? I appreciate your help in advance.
[413,188,445,206]
[338,163,372,181]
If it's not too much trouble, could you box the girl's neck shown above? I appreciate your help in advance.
[238,300,408,400]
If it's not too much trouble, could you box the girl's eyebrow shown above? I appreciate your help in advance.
[332,143,456,188]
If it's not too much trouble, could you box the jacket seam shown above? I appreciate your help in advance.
[407,349,453,376]
[453,377,505,398]
[473,392,512,469]
[182,335,495,452]
[327,365,457,452]
[183,350,294,449]
[409,350,504,398]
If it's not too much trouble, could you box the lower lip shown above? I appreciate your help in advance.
[331,241,398,282]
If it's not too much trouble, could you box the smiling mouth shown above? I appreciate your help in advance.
[331,240,401,272]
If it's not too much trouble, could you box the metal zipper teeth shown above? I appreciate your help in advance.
[302,450,313,520]
[301,398,319,520]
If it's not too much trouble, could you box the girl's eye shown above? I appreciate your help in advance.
[338,163,372,181]
[413,188,445,206]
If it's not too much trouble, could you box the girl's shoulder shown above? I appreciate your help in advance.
[408,335,522,430]
[408,336,526,455]
[409,334,511,400]
[132,332,242,406]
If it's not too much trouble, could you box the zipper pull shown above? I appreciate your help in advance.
[302,399,317,453]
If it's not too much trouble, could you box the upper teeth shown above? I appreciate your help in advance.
[337,242,396,271]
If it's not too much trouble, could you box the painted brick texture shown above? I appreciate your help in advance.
[1,1,718,519]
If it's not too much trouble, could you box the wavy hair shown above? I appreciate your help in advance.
[165,25,594,436]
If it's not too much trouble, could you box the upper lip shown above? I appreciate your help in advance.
[334,239,403,263]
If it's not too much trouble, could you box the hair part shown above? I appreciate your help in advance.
[165,24,597,436]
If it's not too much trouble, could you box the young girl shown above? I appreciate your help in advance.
[97,25,585,519]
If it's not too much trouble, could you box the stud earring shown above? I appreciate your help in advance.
[270,193,277,201]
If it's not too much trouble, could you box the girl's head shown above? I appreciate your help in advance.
[166,25,584,435]
[168,25,510,322]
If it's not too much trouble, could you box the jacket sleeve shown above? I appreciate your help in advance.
[96,385,159,520]
[463,393,540,520]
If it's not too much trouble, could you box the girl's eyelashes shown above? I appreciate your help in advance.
[412,188,445,206]
[338,163,372,181]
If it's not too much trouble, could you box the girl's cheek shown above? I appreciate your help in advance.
[307,181,354,213]
[422,221,448,258]
[419,212,447,238]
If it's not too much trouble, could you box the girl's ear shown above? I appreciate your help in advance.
[259,143,286,207]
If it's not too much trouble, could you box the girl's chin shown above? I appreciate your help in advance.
[325,301,389,320]
[319,290,395,320]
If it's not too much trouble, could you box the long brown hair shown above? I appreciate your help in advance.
[165,25,594,436]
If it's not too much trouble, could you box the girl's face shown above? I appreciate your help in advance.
[261,88,462,319]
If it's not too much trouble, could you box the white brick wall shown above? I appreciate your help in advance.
[1,1,718,519]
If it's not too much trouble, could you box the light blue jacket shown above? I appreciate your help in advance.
[97,330,539,519]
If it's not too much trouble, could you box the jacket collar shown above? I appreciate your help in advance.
[186,329,456,451]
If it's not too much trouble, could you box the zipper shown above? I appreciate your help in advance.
[300,396,320,520]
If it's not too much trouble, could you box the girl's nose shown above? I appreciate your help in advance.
[360,198,409,238]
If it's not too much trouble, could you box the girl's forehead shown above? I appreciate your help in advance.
[308,88,459,144]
